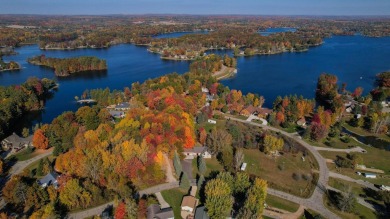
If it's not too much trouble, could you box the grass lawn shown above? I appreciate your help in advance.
[161,188,187,218]
[343,123,390,142]
[324,195,379,219]
[197,119,227,132]
[25,155,55,178]
[192,157,224,178]
[328,177,385,206]
[8,147,39,161]
[304,135,365,150]
[320,146,390,186]
[265,194,300,213]
[243,149,318,198]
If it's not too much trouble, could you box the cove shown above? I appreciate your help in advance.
[259,27,297,36]
[1,35,390,127]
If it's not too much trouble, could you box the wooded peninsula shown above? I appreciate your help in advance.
[27,55,107,76]
[0,57,20,72]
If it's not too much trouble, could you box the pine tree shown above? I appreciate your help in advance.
[173,151,182,178]
[37,159,44,176]
[198,156,207,175]
[197,174,205,189]
[180,172,190,190]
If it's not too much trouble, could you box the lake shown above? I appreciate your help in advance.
[1,35,390,127]
[259,27,297,36]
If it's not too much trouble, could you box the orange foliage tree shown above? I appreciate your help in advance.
[32,129,49,149]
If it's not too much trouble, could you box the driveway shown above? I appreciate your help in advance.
[181,159,194,181]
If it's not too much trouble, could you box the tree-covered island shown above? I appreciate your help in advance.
[27,55,107,77]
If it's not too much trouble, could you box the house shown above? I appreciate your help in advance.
[297,118,307,127]
[240,105,259,117]
[183,146,212,159]
[181,191,198,219]
[346,107,352,113]
[114,102,131,111]
[1,133,33,152]
[207,119,216,124]
[201,87,209,93]
[257,108,273,117]
[147,204,174,219]
[240,163,247,171]
[195,206,209,219]
[38,172,59,188]
[363,173,376,178]
[355,114,362,119]
[108,110,126,119]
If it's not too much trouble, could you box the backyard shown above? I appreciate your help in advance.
[161,188,188,219]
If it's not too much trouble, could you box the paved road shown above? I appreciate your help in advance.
[314,146,366,153]
[329,171,379,191]
[68,182,180,219]
[181,159,194,181]
[225,115,340,219]
[9,148,53,175]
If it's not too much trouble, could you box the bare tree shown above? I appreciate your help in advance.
[234,148,244,171]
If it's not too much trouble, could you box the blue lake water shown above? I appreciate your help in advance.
[1,35,390,127]
[259,27,297,36]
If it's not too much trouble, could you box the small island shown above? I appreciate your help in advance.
[27,55,107,76]
[0,57,21,72]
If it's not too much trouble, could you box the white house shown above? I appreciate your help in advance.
[363,173,376,178]
[380,185,390,191]
[207,119,216,124]
[201,87,209,93]
[183,146,212,159]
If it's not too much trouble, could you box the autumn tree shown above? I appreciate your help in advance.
[0,158,3,175]
[207,129,232,155]
[115,202,127,219]
[263,135,284,154]
[238,178,267,218]
[205,178,233,219]
[33,128,49,149]
[310,122,328,141]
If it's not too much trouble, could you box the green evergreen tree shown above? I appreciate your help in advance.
[180,172,190,190]
[36,159,44,176]
[173,151,182,178]
[198,156,207,175]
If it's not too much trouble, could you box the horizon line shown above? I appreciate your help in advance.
[1,13,390,17]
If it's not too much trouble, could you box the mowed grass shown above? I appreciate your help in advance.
[265,194,300,213]
[320,147,390,186]
[343,123,390,142]
[8,147,38,161]
[324,195,378,219]
[161,188,187,218]
[192,158,224,178]
[243,149,317,198]
[328,177,385,206]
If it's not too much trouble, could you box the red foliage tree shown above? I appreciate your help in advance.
[310,123,328,141]
[114,202,127,219]
[137,199,147,219]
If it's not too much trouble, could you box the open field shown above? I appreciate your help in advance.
[243,149,318,198]
[324,195,378,219]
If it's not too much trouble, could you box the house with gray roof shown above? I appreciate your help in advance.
[1,133,33,152]
[183,146,211,159]
[195,206,209,219]
[38,172,59,188]
[147,204,174,219]
[115,102,131,111]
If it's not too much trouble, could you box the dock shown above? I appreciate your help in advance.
[77,99,96,104]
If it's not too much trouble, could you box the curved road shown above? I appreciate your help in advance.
[225,115,340,219]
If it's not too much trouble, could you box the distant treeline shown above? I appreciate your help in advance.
[27,55,107,76]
